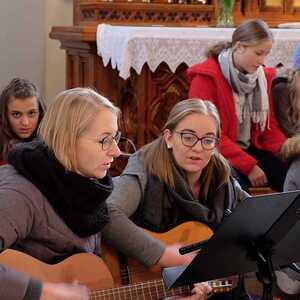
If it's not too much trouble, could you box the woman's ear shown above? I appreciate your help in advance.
[234,41,245,54]
[163,129,173,149]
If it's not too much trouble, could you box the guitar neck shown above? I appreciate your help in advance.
[91,278,190,299]
[90,278,233,299]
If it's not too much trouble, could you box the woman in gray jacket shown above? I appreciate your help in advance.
[103,99,248,270]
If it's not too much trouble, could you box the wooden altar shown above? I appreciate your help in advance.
[50,0,300,172]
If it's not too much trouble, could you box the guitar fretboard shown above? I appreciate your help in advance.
[90,278,190,300]
[90,278,232,300]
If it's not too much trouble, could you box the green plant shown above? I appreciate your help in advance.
[219,0,234,11]
[218,0,234,27]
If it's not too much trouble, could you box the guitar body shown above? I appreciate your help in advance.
[0,223,234,300]
[0,249,114,290]
[103,221,214,284]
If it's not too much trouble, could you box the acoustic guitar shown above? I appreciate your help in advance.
[102,221,214,285]
[0,248,233,299]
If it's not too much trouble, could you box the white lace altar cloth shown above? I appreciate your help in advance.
[97,24,300,80]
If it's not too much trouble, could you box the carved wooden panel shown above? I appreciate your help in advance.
[260,0,283,13]
[74,0,217,26]
[234,0,300,25]
[287,0,300,13]
[108,63,188,174]
[265,0,283,5]
[110,63,189,147]
[144,62,188,142]
[73,0,300,27]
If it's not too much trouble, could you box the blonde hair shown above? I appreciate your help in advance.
[38,87,120,172]
[206,19,273,60]
[288,70,300,128]
[281,133,300,162]
[141,99,230,200]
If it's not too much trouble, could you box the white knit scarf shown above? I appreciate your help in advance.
[218,48,269,131]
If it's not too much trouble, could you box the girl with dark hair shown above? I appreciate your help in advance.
[187,19,288,192]
[0,78,46,164]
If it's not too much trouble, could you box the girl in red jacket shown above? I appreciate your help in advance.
[187,19,287,192]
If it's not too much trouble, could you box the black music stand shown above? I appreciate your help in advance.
[162,190,300,300]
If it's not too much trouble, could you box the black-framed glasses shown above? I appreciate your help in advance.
[99,131,122,151]
[174,131,218,150]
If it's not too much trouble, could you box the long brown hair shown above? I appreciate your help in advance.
[287,70,300,129]
[141,99,231,201]
[206,19,273,60]
[0,78,46,159]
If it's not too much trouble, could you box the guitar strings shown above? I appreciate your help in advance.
[89,278,233,299]
[119,266,233,290]
[119,265,232,291]
[90,279,190,299]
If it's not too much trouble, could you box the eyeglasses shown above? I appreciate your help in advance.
[174,131,218,150]
[98,131,122,151]
[118,136,137,157]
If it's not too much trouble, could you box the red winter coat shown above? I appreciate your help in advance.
[0,156,6,166]
[187,57,286,176]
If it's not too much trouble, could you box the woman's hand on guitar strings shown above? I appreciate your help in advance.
[165,282,212,300]
[190,282,212,300]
